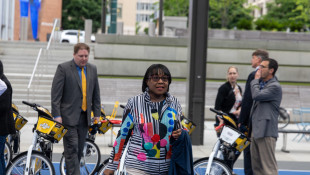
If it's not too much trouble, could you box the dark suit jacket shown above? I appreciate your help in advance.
[238,70,256,126]
[249,78,282,139]
[0,60,15,135]
[51,59,101,126]
[0,74,16,135]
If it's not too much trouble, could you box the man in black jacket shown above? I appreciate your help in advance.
[238,49,268,175]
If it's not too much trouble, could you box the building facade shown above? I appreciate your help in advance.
[0,0,62,42]
[117,0,158,35]
[246,0,273,19]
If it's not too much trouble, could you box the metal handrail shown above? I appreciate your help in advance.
[27,19,58,90]
[27,48,42,89]
[46,19,58,50]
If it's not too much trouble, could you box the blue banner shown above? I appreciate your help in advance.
[20,0,29,17]
[30,0,41,40]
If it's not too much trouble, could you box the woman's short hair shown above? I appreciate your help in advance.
[142,64,172,92]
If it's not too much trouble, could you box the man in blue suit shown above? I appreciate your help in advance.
[238,49,269,175]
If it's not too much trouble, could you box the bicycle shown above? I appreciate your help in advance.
[6,101,67,175]
[59,101,122,175]
[193,108,250,175]
[4,103,28,168]
[278,107,290,129]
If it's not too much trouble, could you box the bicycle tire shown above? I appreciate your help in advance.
[60,139,101,175]
[193,157,232,175]
[278,107,290,129]
[4,141,12,168]
[96,158,110,175]
[6,150,55,175]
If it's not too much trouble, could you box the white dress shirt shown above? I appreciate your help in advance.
[0,79,7,96]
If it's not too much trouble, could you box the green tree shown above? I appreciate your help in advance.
[62,0,102,33]
[209,0,253,30]
[255,0,310,31]
[163,0,189,17]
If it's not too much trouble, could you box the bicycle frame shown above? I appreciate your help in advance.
[24,131,43,175]
[116,140,130,175]
[205,140,224,175]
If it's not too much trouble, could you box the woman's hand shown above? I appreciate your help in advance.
[103,169,114,175]
[172,129,182,140]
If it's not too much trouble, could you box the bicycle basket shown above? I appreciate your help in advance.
[98,119,113,134]
[14,114,28,131]
[220,126,250,152]
[36,115,68,142]
[234,135,250,152]
[181,115,196,135]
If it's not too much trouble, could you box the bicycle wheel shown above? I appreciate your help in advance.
[4,141,12,168]
[96,158,109,175]
[6,150,55,175]
[278,107,290,129]
[60,139,101,175]
[193,157,232,175]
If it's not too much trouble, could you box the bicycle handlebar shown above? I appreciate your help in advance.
[120,104,125,109]
[210,108,223,115]
[22,101,37,108]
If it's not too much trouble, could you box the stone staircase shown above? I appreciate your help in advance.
[0,41,95,117]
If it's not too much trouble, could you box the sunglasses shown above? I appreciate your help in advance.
[149,75,170,82]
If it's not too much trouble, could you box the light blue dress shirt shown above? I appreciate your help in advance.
[0,79,7,96]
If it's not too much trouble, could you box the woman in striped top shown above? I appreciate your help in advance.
[104,64,183,175]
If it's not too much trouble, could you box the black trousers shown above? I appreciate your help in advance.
[63,111,88,175]
[243,144,253,175]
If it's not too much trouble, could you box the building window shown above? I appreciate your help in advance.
[136,14,151,22]
[137,2,153,11]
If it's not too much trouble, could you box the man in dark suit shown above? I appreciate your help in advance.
[238,49,268,175]
[250,58,282,175]
[51,43,101,175]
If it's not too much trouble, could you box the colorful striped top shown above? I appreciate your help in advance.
[106,90,183,174]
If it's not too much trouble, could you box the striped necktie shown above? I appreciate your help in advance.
[81,67,87,111]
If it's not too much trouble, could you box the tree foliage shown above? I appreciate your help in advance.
[209,0,253,30]
[163,0,253,30]
[255,0,310,32]
[163,0,189,17]
[62,0,102,33]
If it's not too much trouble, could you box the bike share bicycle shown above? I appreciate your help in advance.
[59,101,122,175]
[193,108,250,175]
[4,103,28,168]
[6,101,67,175]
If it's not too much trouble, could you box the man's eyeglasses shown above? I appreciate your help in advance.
[149,75,169,82]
